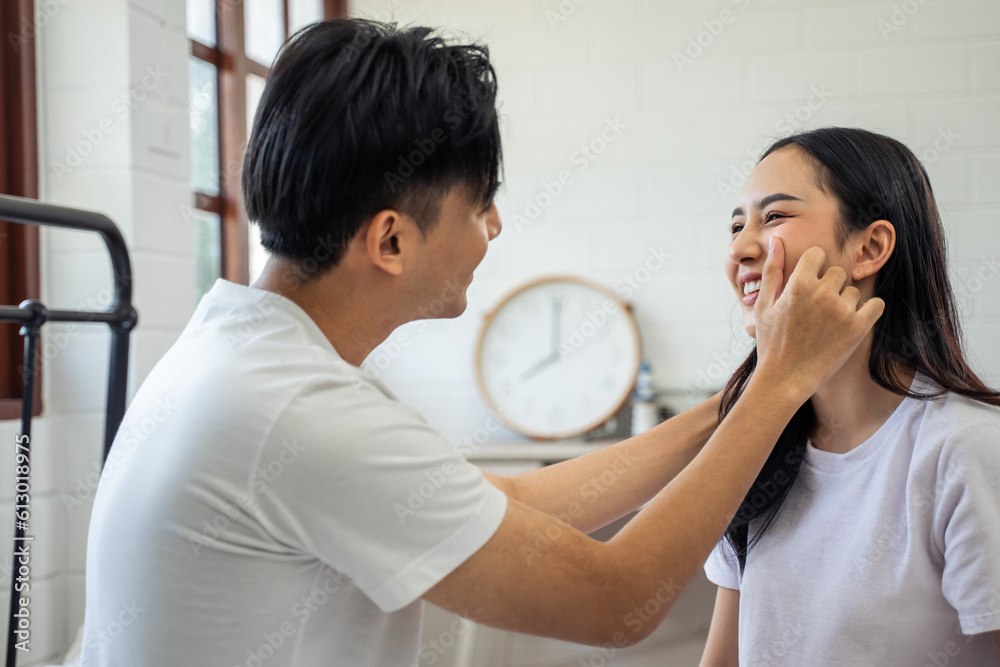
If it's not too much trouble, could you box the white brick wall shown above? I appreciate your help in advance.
[0,0,191,661]
[348,0,1000,444]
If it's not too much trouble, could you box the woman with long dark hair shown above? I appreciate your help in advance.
[699,127,1000,665]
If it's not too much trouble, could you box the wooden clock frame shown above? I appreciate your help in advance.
[473,274,642,441]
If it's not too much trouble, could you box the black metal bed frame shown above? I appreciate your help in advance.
[0,194,137,667]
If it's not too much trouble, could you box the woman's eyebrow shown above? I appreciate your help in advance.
[731,193,804,218]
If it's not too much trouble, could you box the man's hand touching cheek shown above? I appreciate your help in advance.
[752,237,885,397]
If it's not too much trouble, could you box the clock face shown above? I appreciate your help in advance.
[476,277,641,440]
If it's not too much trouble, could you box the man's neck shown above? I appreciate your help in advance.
[808,336,915,454]
[250,257,402,367]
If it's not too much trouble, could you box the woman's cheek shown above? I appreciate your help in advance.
[767,231,795,288]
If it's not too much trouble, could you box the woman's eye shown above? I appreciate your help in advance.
[730,222,744,235]
[764,211,785,223]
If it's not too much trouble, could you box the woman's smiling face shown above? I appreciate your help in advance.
[726,145,855,339]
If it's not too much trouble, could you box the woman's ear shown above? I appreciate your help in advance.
[851,219,896,281]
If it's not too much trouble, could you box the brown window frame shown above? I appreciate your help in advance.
[0,0,41,420]
[190,0,348,286]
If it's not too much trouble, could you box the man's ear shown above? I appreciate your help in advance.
[363,209,416,277]
[851,219,896,281]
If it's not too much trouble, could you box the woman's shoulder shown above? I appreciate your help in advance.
[932,389,1000,425]
[909,371,1000,421]
[908,376,1000,473]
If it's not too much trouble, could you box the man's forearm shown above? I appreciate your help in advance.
[443,373,807,648]
[604,370,805,612]
[502,392,722,534]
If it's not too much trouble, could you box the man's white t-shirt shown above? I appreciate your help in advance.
[80,278,508,666]
[704,372,1000,666]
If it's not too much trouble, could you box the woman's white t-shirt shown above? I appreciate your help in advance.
[81,279,508,666]
[705,372,1000,666]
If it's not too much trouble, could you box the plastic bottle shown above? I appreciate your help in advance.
[630,360,660,436]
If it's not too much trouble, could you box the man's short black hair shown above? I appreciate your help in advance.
[242,18,503,277]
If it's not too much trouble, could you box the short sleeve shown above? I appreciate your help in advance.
[254,376,508,613]
[704,537,741,590]
[934,429,1000,635]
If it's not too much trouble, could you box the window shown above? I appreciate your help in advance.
[187,0,347,300]
[0,0,41,420]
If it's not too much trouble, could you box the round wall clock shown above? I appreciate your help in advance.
[474,274,642,441]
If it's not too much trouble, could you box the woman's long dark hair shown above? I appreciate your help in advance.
[722,127,1000,573]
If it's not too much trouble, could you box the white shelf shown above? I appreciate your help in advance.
[464,438,619,462]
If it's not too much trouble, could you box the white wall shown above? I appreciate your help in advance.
[0,0,191,661]
[350,0,1000,445]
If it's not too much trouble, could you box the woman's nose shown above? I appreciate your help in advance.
[728,225,764,265]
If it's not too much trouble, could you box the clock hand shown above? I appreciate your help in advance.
[518,351,560,382]
[551,296,562,356]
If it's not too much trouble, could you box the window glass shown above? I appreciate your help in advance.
[193,209,222,302]
[246,73,267,135]
[289,0,324,35]
[186,0,216,47]
[189,57,220,196]
[245,0,286,66]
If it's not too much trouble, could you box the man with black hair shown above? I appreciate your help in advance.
[81,18,884,666]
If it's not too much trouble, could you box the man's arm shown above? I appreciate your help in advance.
[424,243,885,647]
[426,372,806,646]
[482,391,722,534]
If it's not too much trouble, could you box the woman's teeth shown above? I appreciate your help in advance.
[743,280,761,295]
